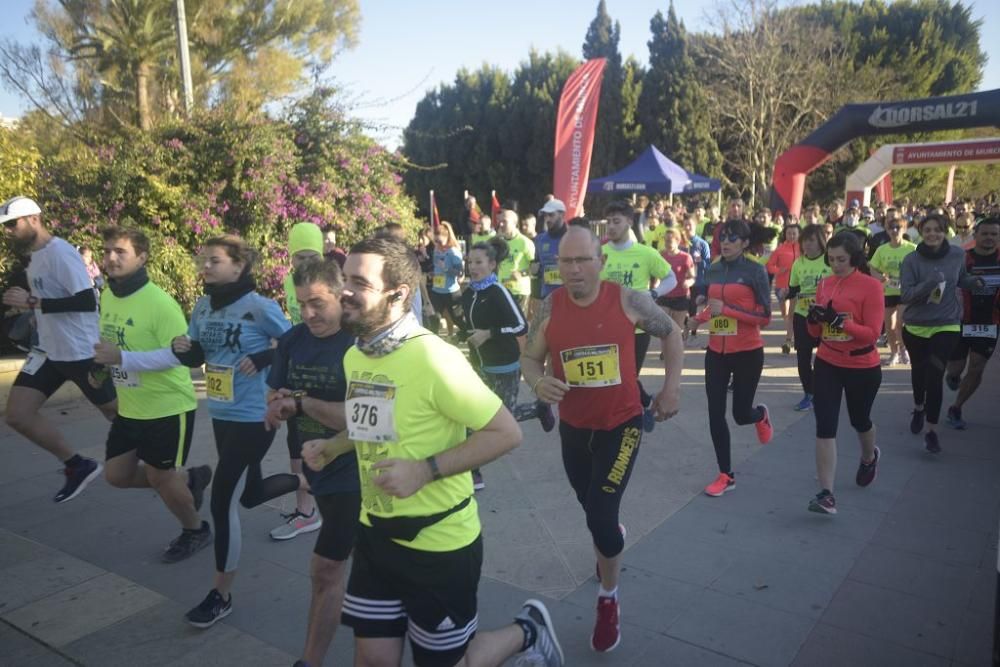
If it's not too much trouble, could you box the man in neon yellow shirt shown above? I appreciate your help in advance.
[470,215,496,249]
[306,237,565,667]
[601,200,676,432]
[496,209,534,312]
[871,220,917,365]
[92,227,212,563]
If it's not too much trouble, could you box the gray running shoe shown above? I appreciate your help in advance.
[163,521,212,563]
[269,509,322,541]
[514,599,564,666]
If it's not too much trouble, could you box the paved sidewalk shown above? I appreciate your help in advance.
[1,327,998,666]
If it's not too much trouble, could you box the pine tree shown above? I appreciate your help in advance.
[637,2,722,178]
[582,0,625,180]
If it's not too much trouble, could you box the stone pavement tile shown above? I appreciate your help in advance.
[0,475,57,510]
[551,539,602,586]
[160,628,295,667]
[483,543,575,591]
[0,488,99,534]
[0,529,58,569]
[848,543,979,609]
[790,622,949,667]
[0,621,76,667]
[624,532,742,587]
[479,508,553,549]
[2,572,164,647]
[953,608,992,666]
[889,469,1000,533]
[517,477,583,512]
[708,551,843,620]
[820,579,962,658]
[542,599,660,667]
[870,516,989,567]
[666,588,815,666]
[562,565,702,634]
[533,504,588,543]
[1,550,106,615]
[631,634,752,666]
[966,565,994,616]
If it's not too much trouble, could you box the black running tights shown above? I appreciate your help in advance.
[705,348,765,474]
[902,329,960,425]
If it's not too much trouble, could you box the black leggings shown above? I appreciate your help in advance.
[211,420,299,572]
[793,313,818,395]
[559,415,643,558]
[902,329,960,425]
[812,358,881,439]
[705,348,765,474]
[635,332,651,408]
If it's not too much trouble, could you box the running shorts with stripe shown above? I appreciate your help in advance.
[105,409,195,470]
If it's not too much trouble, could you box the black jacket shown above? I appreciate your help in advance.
[458,283,528,370]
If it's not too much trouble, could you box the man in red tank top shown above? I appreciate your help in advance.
[521,226,684,654]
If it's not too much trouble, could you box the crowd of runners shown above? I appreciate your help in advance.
[1,190,998,666]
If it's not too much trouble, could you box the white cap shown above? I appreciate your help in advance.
[0,196,42,224]
[539,198,566,214]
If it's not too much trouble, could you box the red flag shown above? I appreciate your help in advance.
[874,173,893,206]
[491,190,501,221]
[430,190,440,230]
[553,58,607,218]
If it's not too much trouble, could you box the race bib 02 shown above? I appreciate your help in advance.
[21,348,47,376]
[962,324,998,339]
[110,365,140,388]
[345,381,398,443]
[560,344,621,387]
[543,268,563,286]
[205,364,235,403]
[709,316,737,336]
[432,274,446,289]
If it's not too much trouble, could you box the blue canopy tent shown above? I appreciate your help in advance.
[587,145,721,195]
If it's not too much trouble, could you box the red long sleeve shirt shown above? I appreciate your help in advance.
[766,241,800,289]
[693,255,771,354]
[807,270,885,368]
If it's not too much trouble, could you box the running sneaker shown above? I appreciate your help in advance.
[899,349,910,365]
[591,596,621,653]
[855,447,880,487]
[909,409,925,434]
[472,469,485,491]
[187,465,213,512]
[945,374,961,391]
[269,509,322,541]
[877,333,888,347]
[642,405,656,433]
[808,490,837,515]
[162,521,212,563]
[514,599,564,667]
[924,431,941,454]
[755,404,773,444]
[794,394,813,412]
[537,402,556,433]
[54,457,103,503]
[781,340,792,355]
[704,472,735,497]
[882,353,899,367]
[946,406,967,430]
[185,589,232,628]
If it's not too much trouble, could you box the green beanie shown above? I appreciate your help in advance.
[288,222,323,256]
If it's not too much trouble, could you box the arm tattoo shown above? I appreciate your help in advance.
[624,289,675,338]
[526,294,552,348]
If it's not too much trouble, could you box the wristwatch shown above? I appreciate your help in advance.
[26,296,39,309]
[291,390,306,416]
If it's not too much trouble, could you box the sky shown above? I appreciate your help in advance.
[2,0,999,149]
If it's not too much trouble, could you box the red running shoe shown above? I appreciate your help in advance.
[591,596,620,652]
[755,404,773,444]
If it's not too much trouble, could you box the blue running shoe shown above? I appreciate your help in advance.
[794,394,813,411]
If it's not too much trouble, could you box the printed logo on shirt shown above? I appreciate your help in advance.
[115,326,128,349]
[125,318,134,326]
[241,311,256,322]
[200,320,244,353]
[32,276,44,291]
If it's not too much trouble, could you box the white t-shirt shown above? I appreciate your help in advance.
[28,237,100,361]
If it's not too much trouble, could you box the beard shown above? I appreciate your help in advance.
[11,228,38,253]
[341,293,393,339]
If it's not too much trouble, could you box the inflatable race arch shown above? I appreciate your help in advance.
[844,137,1000,207]
[769,88,1000,215]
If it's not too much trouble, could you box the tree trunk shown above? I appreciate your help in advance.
[136,60,151,131]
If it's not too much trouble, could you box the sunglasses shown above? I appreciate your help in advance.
[2,219,20,229]
[720,233,747,243]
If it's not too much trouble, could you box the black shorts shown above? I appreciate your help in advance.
[13,355,115,405]
[949,334,997,361]
[657,296,690,312]
[884,295,901,308]
[313,492,361,561]
[286,418,301,459]
[428,290,459,315]
[342,525,482,667]
[105,410,195,470]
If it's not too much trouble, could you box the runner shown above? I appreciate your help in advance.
[92,227,212,562]
[470,215,495,248]
[271,222,325,542]
[787,224,832,411]
[870,219,917,366]
[496,209,535,314]
[521,225,683,653]
[599,200,676,433]
[682,213,711,341]
[429,221,464,339]
[767,224,801,354]
[658,227,695,339]
[305,236,564,667]
[690,219,773,497]
[900,213,985,454]
[264,259,359,667]
[945,217,1000,429]
[172,234,298,628]
[805,233,885,515]
[1,196,116,503]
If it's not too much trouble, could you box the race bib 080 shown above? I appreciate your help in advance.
[346,381,398,443]
[709,316,737,336]
[560,344,621,387]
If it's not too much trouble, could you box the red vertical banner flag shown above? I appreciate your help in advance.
[874,173,893,206]
[430,190,440,230]
[491,190,502,221]
[553,58,607,218]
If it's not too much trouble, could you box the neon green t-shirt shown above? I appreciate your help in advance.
[283,273,301,325]
[601,242,672,292]
[789,254,833,316]
[870,241,916,296]
[99,282,197,420]
[470,231,495,248]
[642,225,666,251]
[497,232,534,296]
[344,331,501,552]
